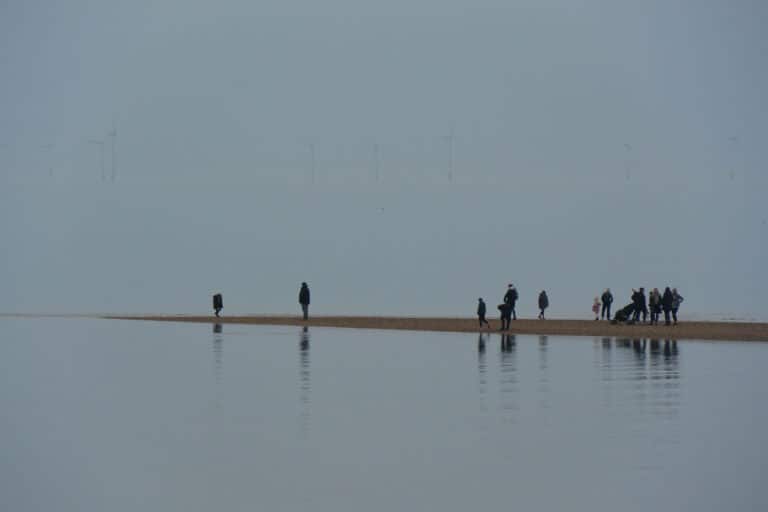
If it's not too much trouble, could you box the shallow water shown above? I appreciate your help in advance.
[1,318,767,511]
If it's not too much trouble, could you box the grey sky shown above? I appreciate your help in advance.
[1,1,765,319]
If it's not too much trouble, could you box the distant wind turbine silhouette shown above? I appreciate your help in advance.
[41,144,54,177]
[108,118,117,182]
[308,143,316,184]
[623,143,632,181]
[373,142,380,183]
[89,139,106,181]
[441,129,455,182]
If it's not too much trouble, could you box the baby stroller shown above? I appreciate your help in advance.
[612,303,636,324]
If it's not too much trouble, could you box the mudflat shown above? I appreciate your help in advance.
[105,315,768,342]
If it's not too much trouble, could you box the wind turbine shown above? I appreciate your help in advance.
[623,143,632,181]
[108,118,117,182]
[89,139,106,181]
[442,129,455,183]
[373,142,380,182]
[308,143,316,184]
[41,144,54,177]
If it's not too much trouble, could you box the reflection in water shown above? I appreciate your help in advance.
[477,334,488,410]
[212,323,223,385]
[499,334,518,421]
[604,337,681,421]
[537,335,550,412]
[299,327,311,436]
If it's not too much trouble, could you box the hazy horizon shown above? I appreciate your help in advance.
[1,0,765,320]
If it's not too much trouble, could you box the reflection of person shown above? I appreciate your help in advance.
[538,290,549,319]
[299,282,310,320]
[212,293,223,317]
[504,284,518,321]
[477,298,490,328]
[601,289,613,320]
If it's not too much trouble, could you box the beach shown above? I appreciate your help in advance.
[104,315,768,342]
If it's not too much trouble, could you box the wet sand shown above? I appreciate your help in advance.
[104,315,768,342]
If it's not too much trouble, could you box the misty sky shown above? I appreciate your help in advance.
[1,1,766,319]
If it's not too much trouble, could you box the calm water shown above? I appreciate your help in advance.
[1,318,767,511]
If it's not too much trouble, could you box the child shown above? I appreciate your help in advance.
[477,298,490,328]
[592,297,600,321]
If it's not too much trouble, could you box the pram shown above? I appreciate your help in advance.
[612,303,636,324]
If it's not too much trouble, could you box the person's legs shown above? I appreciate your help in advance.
[664,309,670,325]
[301,304,308,320]
[607,304,611,320]
[511,306,517,321]
[672,308,678,325]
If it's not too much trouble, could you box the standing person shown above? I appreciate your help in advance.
[212,293,223,317]
[639,287,648,323]
[504,284,519,321]
[649,288,660,325]
[298,282,311,320]
[662,286,674,326]
[672,288,684,325]
[477,298,490,328]
[538,290,549,319]
[498,303,511,331]
[631,289,642,322]
[601,288,613,320]
[592,297,600,320]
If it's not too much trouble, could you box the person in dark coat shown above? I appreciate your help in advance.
[631,289,642,322]
[498,303,511,330]
[671,288,684,325]
[299,282,310,320]
[639,288,648,323]
[504,284,518,321]
[477,298,489,328]
[538,290,549,320]
[212,293,223,317]
[662,287,674,326]
[601,289,613,320]
[648,288,661,325]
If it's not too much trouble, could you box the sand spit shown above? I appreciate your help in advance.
[103,315,768,342]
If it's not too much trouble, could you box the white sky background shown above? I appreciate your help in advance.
[0,0,765,319]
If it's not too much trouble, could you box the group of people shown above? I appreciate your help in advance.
[477,284,550,331]
[611,287,684,326]
[213,281,684,328]
[478,285,684,329]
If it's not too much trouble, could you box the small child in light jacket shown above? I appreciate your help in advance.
[592,297,600,321]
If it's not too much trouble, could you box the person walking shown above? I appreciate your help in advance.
[592,297,600,320]
[477,298,490,328]
[662,286,674,326]
[672,288,684,325]
[537,290,549,319]
[298,282,311,320]
[601,288,613,320]
[504,284,519,321]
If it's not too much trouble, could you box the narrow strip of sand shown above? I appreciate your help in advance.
[103,315,768,342]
